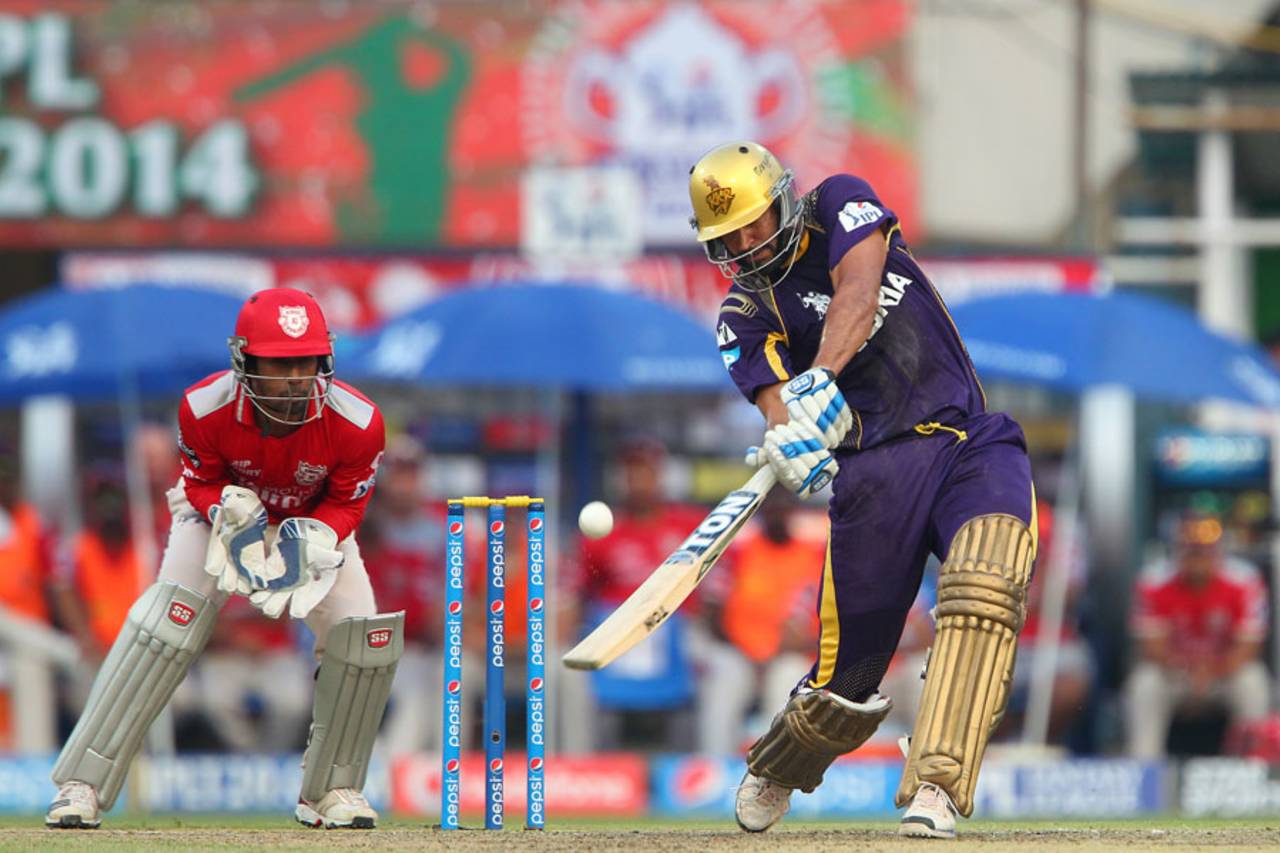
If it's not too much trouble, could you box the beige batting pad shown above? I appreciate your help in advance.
[895,514,1034,817]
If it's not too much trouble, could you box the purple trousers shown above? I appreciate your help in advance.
[804,412,1034,701]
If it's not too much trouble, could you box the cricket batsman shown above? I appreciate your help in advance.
[46,287,401,830]
[690,142,1036,838]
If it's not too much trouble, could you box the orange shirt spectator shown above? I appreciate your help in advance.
[0,502,52,622]
[68,529,144,652]
[719,525,822,662]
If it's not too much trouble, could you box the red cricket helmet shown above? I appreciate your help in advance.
[228,288,336,426]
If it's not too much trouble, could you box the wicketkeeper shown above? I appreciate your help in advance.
[46,287,401,830]
[690,142,1036,839]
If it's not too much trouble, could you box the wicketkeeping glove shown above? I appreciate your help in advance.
[781,367,853,449]
[761,420,840,498]
[249,517,345,619]
[203,485,268,595]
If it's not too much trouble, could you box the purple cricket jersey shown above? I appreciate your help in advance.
[710,173,1036,704]
[715,174,986,451]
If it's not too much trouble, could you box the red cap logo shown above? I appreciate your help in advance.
[168,602,194,626]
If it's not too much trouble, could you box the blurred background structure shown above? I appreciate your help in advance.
[3,0,1280,822]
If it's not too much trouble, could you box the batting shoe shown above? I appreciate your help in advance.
[45,780,101,829]
[899,782,958,839]
[734,771,792,832]
[295,788,378,829]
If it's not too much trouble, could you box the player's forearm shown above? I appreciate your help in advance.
[813,283,877,374]
[756,384,789,428]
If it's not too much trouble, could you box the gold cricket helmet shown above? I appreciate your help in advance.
[688,141,804,292]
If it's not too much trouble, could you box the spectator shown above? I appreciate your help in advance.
[51,465,145,668]
[363,434,447,755]
[1124,512,1270,758]
[566,438,706,750]
[130,422,182,566]
[699,489,823,754]
[0,446,55,748]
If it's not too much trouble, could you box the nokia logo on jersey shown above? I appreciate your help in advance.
[859,273,913,352]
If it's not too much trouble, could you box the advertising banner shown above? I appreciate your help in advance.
[652,755,900,817]
[134,754,389,814]
[973,759,1165,819]
[2,1,914,249]
[1181,758,1280,817]
[392,752,649,818]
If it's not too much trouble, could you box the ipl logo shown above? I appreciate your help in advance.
[522,3,843,244]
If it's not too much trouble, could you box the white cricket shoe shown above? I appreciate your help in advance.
[734,771,792,832]
[45,780,101,829]
[899,782,957,839]
[295,788,377,829]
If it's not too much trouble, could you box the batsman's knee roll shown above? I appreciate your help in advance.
[896,513,1034,817]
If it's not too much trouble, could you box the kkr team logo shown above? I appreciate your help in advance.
[295,460,328,486]
[277,305,310,338]
[704,178,735,217]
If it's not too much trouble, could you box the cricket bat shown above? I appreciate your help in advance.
[562,464,778,670]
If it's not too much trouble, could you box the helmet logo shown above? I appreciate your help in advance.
[277,305,310,338]
[703,177,735,217]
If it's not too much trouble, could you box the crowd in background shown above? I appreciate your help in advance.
[0,411,1276,762]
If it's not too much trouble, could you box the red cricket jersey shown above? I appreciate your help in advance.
[177,370,385,541]
[572,505,709,607]
[1131,558,1268,665]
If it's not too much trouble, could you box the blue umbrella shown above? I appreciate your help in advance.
[0,285,242,403]
[345,283,729,392]
[949,290,1280,408]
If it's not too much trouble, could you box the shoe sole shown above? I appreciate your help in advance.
[899,818,955,839]
[45,815,101,830]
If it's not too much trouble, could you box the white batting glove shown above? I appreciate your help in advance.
[203,485,268,595]
[781,367,853,449]
[762,421,839,498]
[249,517,344,619]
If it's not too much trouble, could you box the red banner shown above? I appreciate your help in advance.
[0,1,914,249]
[391,752,649,818]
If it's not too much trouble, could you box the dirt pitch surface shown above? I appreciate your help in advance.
[4,818,1280,852]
